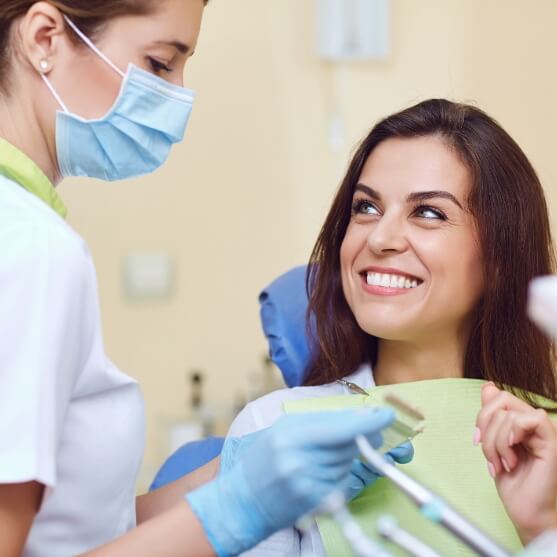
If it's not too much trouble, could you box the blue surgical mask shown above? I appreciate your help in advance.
[41,17,195,181]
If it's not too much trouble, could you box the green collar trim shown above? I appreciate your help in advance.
[0,138,67,218]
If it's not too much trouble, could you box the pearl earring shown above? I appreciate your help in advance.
[39,60,49,73]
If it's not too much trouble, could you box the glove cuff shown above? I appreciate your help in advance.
[185,467,269,556]
[186,480,230,557]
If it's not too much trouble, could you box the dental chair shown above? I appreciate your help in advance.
[150,265,311,490]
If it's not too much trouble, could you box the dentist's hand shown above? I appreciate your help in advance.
[345,441,414,501]
[475,383,557,544]
[220,422,414,504]
[186,409,395,556]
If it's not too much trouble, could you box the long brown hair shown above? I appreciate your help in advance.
[0,0,208,93]
[305,99,557,405]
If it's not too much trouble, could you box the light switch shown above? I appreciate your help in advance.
[123,253,175,301]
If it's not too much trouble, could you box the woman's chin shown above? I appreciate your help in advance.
[355,313,422,342]
[360,325,416,342]
[372,334,412,342]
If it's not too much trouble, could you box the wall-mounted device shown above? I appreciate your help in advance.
[316,0,390,62]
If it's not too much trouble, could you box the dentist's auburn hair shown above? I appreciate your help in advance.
[305,98,557,406]
[0,0,209,93]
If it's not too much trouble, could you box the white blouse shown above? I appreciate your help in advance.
[0,175,145,557]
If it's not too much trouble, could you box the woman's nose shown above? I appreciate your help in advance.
[366,213,409,255]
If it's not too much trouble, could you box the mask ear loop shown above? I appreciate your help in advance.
[63,16,125,79]
[40,71,69,113]
[40,16,127,113]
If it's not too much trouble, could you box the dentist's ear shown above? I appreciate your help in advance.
[16,2,67,75]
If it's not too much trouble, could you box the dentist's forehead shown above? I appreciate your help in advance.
[108,0,203,52]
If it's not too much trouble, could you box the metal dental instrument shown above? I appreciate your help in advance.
[296,494,393,557]
[336,379,369,396]
[319,493,395,557]
[336,383,425,450]
[356,435,513,557]
[377,516,444,557]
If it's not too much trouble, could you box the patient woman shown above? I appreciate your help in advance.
[227,98,557,554]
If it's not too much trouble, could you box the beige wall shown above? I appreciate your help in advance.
[58,0,557,477]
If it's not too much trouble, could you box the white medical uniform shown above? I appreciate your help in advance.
[0,139,145,557]
[227,364,375,556]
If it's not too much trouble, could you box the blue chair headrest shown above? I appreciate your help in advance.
[259,265,313,387]
[149,436,225,491]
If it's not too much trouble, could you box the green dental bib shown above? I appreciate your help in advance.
[284,379,523,557]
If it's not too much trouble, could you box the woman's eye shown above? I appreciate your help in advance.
[353,199,380,216]
[415,205,447,220]
[147,57,173,75]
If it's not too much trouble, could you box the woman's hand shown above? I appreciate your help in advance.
[475,383,557,544]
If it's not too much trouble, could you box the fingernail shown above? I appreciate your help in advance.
[473,427,481,446]
[501,458,511,473]
[482,381,495,390]
[487,461,497,478]
[508,431,514,447]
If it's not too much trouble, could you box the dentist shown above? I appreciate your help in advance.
[0,2,402,556]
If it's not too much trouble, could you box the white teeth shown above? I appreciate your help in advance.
[365,272,420,290]
[366,273,381,286]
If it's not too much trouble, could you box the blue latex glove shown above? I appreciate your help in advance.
[186,409,396,557]
[221,431,414,503]
[345,441,414,501]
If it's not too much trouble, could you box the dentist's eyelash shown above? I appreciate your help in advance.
[147,56,173,74]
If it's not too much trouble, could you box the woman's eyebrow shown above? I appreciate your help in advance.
[154,40,191,54]
[355,184,463,210]
[355,184,381,200]
[407,190,463,209]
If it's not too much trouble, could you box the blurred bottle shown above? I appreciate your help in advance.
[189,370,215,438]
[165,369,214,455]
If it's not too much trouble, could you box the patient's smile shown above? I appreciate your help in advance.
[359,268,423,297]
[363,270,421,290]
